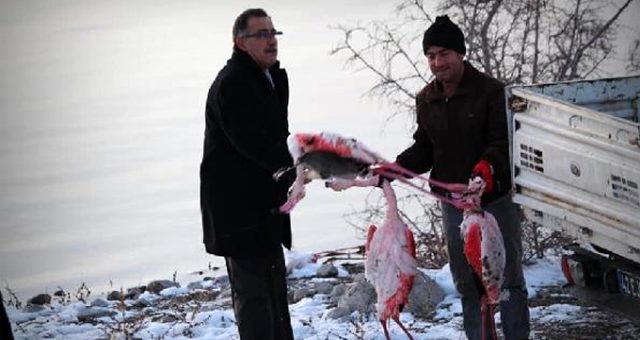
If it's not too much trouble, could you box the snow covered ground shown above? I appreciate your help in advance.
[8,251,638,340]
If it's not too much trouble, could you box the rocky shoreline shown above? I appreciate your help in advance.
[6,258,640,339]
[12,261,445,327]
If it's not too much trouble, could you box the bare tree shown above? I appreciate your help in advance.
[331,0,634,114]
[344,190,449,268]
[628,38,640,73]
[521,220,574,264]
[330,1,433,118]
[333,0,634,263]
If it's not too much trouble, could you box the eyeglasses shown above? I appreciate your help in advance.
[242,29,283,39]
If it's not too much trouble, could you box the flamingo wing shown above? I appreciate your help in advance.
[479,211,505,304]
[366,224,378,253]
[463,222,483,278]
[405,227,416,259]
[461,212,506,305]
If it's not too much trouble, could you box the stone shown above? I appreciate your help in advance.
[215,275,230,289]
[162,314,179,323]
[337,279,376,314]
[325,306,351,321]
[292,287,314,303]
[147,280,179,294]
[90,298,109,308]
[77,307,117,322]
[405,271,446,318]
[106,290,122,301]
[187,281,204,290]
[314,281,334,295]
[134,298,152,308]
[23,305,47,313]
[28,294,51,305]
[316,263,339,278]
[330,284,347,304]
[125,286,145,300]
[143,307,156,316]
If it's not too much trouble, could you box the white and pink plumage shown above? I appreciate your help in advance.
[365,180,417,340]
[278,132,383,213]
[459,177,506,340]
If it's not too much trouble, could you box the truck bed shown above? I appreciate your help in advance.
[506,76,640,264]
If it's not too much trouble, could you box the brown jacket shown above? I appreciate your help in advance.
[396,61,511,205]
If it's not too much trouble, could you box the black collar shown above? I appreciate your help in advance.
[424,61,478,102]
[231,46,281,74]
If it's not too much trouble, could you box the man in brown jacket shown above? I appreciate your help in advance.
[394,15,530,340]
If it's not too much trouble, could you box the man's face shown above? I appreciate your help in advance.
[235,16,279,70]
[425,46,465,83]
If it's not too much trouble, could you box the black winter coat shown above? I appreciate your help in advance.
[396,61,511,205]
[200,48,294,257]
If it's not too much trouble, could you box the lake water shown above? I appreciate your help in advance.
[1,0,636,301]
[0,0,415,300]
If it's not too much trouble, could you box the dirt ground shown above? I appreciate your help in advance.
[526,284,640,340]
[312,261,640,339]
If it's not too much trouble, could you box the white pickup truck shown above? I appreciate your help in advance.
[505,76,640,300]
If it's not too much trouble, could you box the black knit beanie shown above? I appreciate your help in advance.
[422,15,466,55]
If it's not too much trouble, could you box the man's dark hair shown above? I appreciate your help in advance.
[232,8,269,40]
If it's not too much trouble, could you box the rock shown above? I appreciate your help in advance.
[405,271,446,318]
[143,307,156,316]
[292,287,314,303]
[53,289,65,297]
[351,273,366,282]
[314,281,334,295]
[125,286,145,300]
[162,314,179,323]
[28,294,51,305]
[90,298,109,308]
[215,288,233,308]
[106,290,122,301]
[325,306,351,321]
[23,304,47,313]
[77,307,117,322]
[215,275,230,289]
[330,284,347,304]
[200,304,220,313]
[187,281,204,290]
[147,280,179,294]
[287,290,295,304]
[217,287,232,300]
[134,298,152,308]
[316,263,339,278]
[337,279,376,314]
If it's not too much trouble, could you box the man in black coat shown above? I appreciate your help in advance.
[200,8,294,340]
[0,291,15,340]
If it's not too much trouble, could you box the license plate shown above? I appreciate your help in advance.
[617,270,640,299]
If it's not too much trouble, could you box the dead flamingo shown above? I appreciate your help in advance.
[275,132,384,213]
[365,180,417,340]
[459,177,506,340]
[276,132,503,339]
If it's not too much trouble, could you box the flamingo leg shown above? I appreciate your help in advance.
[480,295,488,340]
[380,319,391,340]
[392,316,415,340]
[480,294,499,340]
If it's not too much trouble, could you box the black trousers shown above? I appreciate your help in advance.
[443,194,530,340]
[225,248,293,340]
[0,291,15,340]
